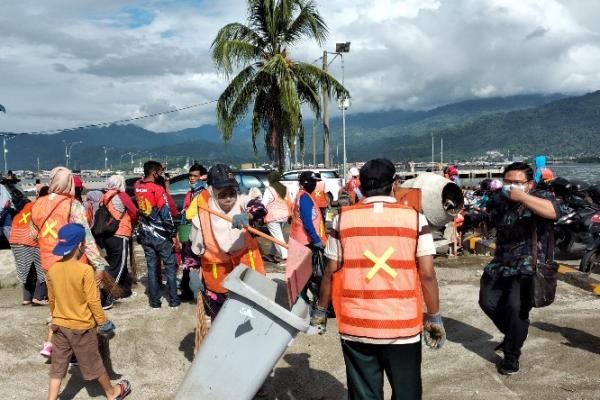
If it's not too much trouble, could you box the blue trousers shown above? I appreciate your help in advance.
[141,235,180,308]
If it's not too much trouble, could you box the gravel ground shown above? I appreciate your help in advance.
[1,248,600,399]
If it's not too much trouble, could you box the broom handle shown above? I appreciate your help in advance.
[197,204,289,249]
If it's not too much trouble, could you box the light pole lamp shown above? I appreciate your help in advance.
[334,42,350,183]
[102,146,112,170]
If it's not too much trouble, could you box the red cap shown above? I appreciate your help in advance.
[73,176,84,188]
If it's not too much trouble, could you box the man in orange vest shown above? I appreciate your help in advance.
[312,177,329,223]
[313,158,445,400]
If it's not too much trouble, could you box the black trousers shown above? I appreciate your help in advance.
[341,339,422,400]
[479,272,533,359]
[103,235,132,297]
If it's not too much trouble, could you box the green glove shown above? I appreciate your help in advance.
[423,313,446,349]
[309,305,328,335]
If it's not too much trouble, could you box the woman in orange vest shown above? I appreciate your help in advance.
[262,170,291,265]
[312,159,445,399]
[10,187,47,305]
[312,179,329,223]
[189,164,265,318]
[30,167,109,358]
[98,175,139,304]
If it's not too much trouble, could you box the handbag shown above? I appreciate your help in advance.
[92,193,126,239]
[530,222,558,308]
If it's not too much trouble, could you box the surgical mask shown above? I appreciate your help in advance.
[502,183,527,197]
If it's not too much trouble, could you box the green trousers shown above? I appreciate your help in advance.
[341,339,422,400]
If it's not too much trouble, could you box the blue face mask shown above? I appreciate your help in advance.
[191,180,207,191]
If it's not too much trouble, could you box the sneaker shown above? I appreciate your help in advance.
[40,342,53,358]
[498,357,519,375]
[102,302,114,310]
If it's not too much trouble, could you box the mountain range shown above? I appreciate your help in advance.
[4,90,599,170]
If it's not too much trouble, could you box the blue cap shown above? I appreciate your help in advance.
[52,223,86,256]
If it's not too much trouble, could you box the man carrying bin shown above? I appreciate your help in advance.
[312,158,445,400]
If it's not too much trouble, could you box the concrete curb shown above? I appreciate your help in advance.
[463,235,600,296]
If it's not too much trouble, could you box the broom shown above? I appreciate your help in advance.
[99,271,124,299]
[194,291,210,356]
[129,238,138,285]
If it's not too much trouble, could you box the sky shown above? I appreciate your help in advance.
[1,0,600,134]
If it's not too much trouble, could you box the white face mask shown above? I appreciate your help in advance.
[502,183,527,196]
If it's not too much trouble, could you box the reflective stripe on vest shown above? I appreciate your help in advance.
[312,181,328,208]
[334,202,423,339]
[31,195,72,270]
[289,191,327,245]
[198,207,265,293]
[9,202,36,247]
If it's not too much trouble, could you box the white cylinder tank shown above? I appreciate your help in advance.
[401,173,464,227]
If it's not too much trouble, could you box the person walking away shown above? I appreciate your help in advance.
[262,170,291,265]
[180,164,209,301]
[469,162,562,375]
[10,195,46,305]
[46,223,131,400]
[289,171,327,302]
[99,175,138,305]
[344,167,362,204]
[189,163,265,318]
[312,158,445,400]
[84,190,104,227]
[31,167,110,358]
[134,160,180,309]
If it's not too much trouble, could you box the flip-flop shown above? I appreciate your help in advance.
[32,299,49,306]
[22,301,32,305]
[113,380,131,400]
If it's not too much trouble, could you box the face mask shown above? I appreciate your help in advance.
[502,183,527,197]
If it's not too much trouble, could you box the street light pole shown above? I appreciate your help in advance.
[102,146,111,170]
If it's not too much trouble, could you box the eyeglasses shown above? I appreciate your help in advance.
[217,189,238,199]
[503,179,530,185]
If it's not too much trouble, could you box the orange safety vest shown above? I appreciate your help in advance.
[101,190,132,238]
[312,181,329,209]
[289,190,327,245]
[9,201,37,247]
[31,194,73,270]
[332,202,423,339]
[198,208,265,294]
[264,187,291,223]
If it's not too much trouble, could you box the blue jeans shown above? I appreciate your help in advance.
[141,234,180,308]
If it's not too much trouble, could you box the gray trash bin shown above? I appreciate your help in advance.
[176,264,310,400]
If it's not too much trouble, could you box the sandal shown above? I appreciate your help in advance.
[32,299,49,306]
[22,300,32,305]
[112,380,131,400]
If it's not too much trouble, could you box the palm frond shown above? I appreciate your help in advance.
[212,39,262,76]
[216,65,258,141]
[294,62,349,100]
[284,0,328,46]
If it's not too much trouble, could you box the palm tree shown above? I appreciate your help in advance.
[211,0,349,170]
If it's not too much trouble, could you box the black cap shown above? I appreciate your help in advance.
[207,164,239,189]
[359,159,395,192]
[298,171,321,183]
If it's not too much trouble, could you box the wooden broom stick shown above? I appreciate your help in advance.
[197,204,288,249]
[194,292,209,356]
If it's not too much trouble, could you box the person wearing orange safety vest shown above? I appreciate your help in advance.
[290,171,327,248]
[312,158,445,400]
[190,164,265,318]
[312,179,329,223]
[344,167,362,204]
[30,167,109,359]
[10,193,45,306]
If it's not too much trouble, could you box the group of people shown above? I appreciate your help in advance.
[4,155,563,399]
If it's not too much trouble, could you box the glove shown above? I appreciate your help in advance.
[311,241,325,252]
[231,213,250,229]
[98,320,116,339]
[309,305,328,335]
[423,313,446,349]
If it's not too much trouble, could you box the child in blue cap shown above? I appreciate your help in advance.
[46,223,131,400]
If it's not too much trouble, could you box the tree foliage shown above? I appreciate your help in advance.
[211,0,349,170]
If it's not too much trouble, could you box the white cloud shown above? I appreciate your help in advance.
[1,0,600,134]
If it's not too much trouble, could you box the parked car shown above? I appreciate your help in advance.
[125,169,272,212]
[280,169,343,203]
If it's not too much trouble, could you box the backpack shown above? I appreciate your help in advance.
[91,192,126,239]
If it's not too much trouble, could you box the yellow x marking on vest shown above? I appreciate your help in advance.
[19,212,31,224]
[364,247,398,281]
[315,191,322,198]
[42,220,58,239]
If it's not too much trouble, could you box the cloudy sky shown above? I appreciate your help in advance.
[1,0,600,134]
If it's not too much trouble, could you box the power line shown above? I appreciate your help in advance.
[12,99,218,136]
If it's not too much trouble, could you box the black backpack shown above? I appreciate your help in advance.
[91,193,126,239]
[3,183,30,215]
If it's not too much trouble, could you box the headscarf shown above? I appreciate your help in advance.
[48,167,74,196]
[85,190,103,216]
[267,170,287,200]
[207,185,246,253]
[105,175,126,192]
